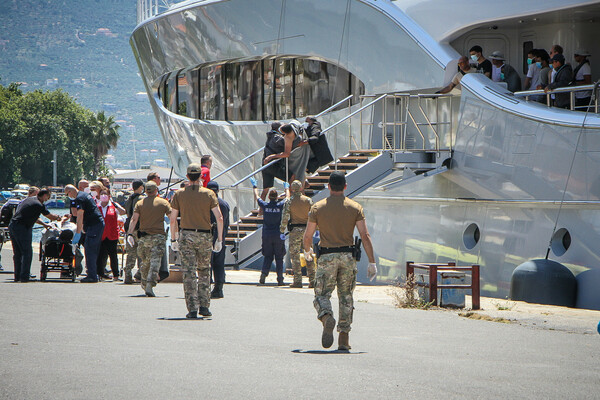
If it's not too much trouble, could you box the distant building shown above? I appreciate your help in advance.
[112,165,176,191]
[96,28,116,37]
[72,78,85,86]
[39,64,49,70]
[46,78,58,87]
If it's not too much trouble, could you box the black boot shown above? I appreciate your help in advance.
[211,283,224,299]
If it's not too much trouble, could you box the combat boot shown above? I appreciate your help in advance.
[145,283,155,297]
[123,270,133,284]
[134,270,141,282]
[289,280,302,288]
[186,311,198,319]
[199,306,212,317]
[211,283,224,299]
[320,313,336,349]
[338,332,351,351]
[259,273,267,284]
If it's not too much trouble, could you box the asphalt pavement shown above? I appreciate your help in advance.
[1,245,599,399]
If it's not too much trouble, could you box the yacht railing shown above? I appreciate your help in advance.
[137,0,175,24]
[514,83,599,112]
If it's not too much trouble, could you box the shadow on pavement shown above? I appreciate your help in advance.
[121,294,170,298]
[157,317,212,321]
[291,349,366,355]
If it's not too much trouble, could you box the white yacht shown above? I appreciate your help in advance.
[130,0,600,309]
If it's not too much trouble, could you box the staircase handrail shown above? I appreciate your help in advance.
[515,83,599,112]
[319,94,387,137]
[213,95,353,181]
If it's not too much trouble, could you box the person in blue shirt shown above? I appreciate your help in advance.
[251,177,288,285]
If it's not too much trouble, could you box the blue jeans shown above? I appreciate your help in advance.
[8,222,33,282]
[83,222,105,280]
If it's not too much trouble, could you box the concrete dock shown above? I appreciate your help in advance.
[1,244,599,399]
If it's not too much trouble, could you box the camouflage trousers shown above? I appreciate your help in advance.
[124,231,139,272]
[289,227,315,286]
[313,253,357,333]
[180,230,213,312]
[137,234,166,289]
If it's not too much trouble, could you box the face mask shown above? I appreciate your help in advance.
[68,196,76,201]
[500,73,505,80]
[90,191,98,198]
[527,58,533,65]
[470,55,478,62]
[536,62,542,68]
[83,187,90,194]
[100,194,109,202]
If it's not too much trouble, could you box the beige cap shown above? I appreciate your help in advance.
[187,163,202,174]
[574,49,591,56]
[488,51,505,60]
[145,180,158,191]
[290,180,302,192]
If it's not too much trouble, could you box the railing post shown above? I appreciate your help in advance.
[334,127,338,171]
[429,265,437,306]
[570,91,575,111]
[472,265,480,310]
[236,185,240,244]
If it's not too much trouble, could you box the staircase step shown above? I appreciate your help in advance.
[229,223,259,230]
[307,175,330,181]
[349,149,380,156]
[225,230,253,237]
[338,156,370,163]
[327,163,359,170]
[240,216,263,223]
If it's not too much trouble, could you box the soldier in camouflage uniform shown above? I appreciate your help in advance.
[303,171,377,351]
[170,163,223,319]
[280,180,314,288]
[123,180,145,284]
[126,181,171,297]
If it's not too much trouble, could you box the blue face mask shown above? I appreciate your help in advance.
[500,73,505,80]
[470,54,478,62]
[527,58,533,65]
[536,62,542,68]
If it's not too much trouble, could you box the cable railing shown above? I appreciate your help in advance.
[514,82,599,112]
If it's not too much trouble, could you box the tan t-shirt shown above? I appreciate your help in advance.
[451,67,476,90]
[134,195,171,235]
[290,194,312,224]
[170,184,218,230]
[308,195,365,248]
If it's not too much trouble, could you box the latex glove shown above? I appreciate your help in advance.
[127,234,135,248]
[72,232,81,245]
[304,249,313,262]
[367,263,377,281]
[249,177,258,188]
[280,233,286,241]
[213,240,222,253]
[171,240,179,252]
[283,182,290,189]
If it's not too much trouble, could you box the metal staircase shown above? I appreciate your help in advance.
[218,92,457,269]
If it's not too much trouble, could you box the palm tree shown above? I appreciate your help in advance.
[90,111,120,176]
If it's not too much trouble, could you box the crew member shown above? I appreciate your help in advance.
[123,180,145,284]
[280,180,314,288]
[251,177,287,286]
[126,181,171,297]
[170,163,223,319]
[200,155,212,187]
[8,188,60,282]
[206,181,230,299]
[145,171,170,282]
[303,171,377,351]
[65,184,105,283]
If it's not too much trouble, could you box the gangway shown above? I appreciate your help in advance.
[216,92,456,269]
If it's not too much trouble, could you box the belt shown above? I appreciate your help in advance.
[289,224,305,229]
[138,231,148,238]
[319,246,354,256]
[181,228,211,233]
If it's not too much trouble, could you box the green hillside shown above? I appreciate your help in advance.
[0,0,168,168]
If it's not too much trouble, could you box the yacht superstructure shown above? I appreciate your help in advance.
[130,0,600,309]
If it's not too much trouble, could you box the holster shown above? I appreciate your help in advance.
[353,236,362,261]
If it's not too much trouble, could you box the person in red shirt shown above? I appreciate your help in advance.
[97,188,126,281]
[200,154,212,188]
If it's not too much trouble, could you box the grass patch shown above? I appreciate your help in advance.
[459,312,513,324]
[491,300,516,311]
[388,274,436,310]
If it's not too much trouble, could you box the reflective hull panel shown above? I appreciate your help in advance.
[131,0,600,309]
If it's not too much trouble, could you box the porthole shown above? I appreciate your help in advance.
[551,228,571,256]
[463,223,480,250]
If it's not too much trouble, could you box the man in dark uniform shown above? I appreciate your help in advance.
[303,171,377,351]
[170,163,223,319]
[305,116,333,174]
[252,178,287,285]
[206,181,230,299]
[65,184,105,283]
[9,188,60,282]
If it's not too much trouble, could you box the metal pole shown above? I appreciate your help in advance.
[52,150,57,187]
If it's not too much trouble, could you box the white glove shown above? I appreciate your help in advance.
[367,263,377,281]
[213,240,222,253]
[126,234,135,248]
[171,240,179,252]
[304,249,313,262]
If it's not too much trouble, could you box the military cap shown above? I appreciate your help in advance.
[145,180,158,191]
[290,180,302,192]
[187,163,202,174]
[206,181,219,192]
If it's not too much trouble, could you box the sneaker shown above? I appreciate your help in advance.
[320,314,336,349]
[145,283,155,297]
[80,277,98,283]
[259,273,267,285]
[186,311,198,319]
[199,306,212,317]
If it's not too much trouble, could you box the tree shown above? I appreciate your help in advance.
[90,110,120,177]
